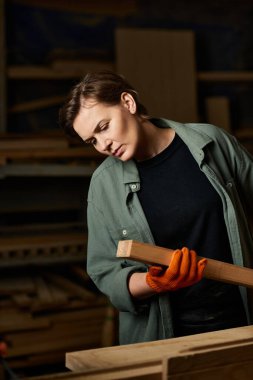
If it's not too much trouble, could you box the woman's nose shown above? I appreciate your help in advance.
[99,137,112,151]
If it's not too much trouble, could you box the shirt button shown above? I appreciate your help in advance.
[131,184,137,190]
[122,229,127,236]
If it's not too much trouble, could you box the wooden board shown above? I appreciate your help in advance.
[66,325,253,376]
[0,137,68,150]
[9,95,67,113]
[7,61,114,79]
[0,163,96,177]
[116,28,198,122]
[0,146,101,159]
[198,71,253,82]
[117,240,253,288]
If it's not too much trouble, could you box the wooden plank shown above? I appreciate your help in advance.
[12,293,33,308]
[0,0,6,132]
[0,312,50,333]
[8,95,67,113]
[0,232,86,251]
[205,96,231,132]
[0,312,46,331]
[198,71,253,82]
[33,276,56,306]
[0,137,68,150]
[7,61,114,80]
[0,146,101,159]
[0,276,36,295]
[6,315,106,357]
[31,285,69,312]
[116,28,198,122]
[0,163,96,177]
[0,221,83,234]
[66,326,253,373]
[45,307,107,324]
[45,273,96,300]
[117,240,253,289]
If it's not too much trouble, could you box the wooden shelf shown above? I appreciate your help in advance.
[0,146,102,160]
[0,231,87,267]
[198,71,253,82]
[7,61,114,80]
[0,163,97,177]
[235,128,253,139]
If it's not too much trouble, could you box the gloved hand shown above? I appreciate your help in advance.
[146,247,207,293]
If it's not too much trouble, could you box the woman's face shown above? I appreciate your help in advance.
[73,92,141,161]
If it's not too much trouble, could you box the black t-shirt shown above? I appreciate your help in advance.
[136,133,247,336]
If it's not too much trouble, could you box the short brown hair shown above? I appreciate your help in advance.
[59,71,148,138]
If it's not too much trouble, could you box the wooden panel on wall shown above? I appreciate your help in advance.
[116,28,198,123]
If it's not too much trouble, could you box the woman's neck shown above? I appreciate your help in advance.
[135,119,175,162]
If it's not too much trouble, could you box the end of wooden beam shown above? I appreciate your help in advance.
[116,240,134,258]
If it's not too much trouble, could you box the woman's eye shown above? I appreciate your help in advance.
[85,138,96,146]
[101,123,109,131]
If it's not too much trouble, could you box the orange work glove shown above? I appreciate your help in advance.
[146,247,207,293]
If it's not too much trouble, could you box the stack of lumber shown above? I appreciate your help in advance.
[0,266,109,375]
[0,134,102,166]
[0,231,87,267]
[0,134,103,177]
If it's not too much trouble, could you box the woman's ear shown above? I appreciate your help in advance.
[121,92,137,114]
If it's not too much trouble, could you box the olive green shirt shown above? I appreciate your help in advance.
[87,119,253,344]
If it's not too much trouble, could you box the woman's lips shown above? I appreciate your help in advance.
[113,145,123,157]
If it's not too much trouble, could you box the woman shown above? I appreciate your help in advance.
[59,71,253,344]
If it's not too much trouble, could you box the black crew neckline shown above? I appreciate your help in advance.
[135,133,180,168]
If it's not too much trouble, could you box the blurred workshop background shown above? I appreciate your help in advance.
[0,0,253,378]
